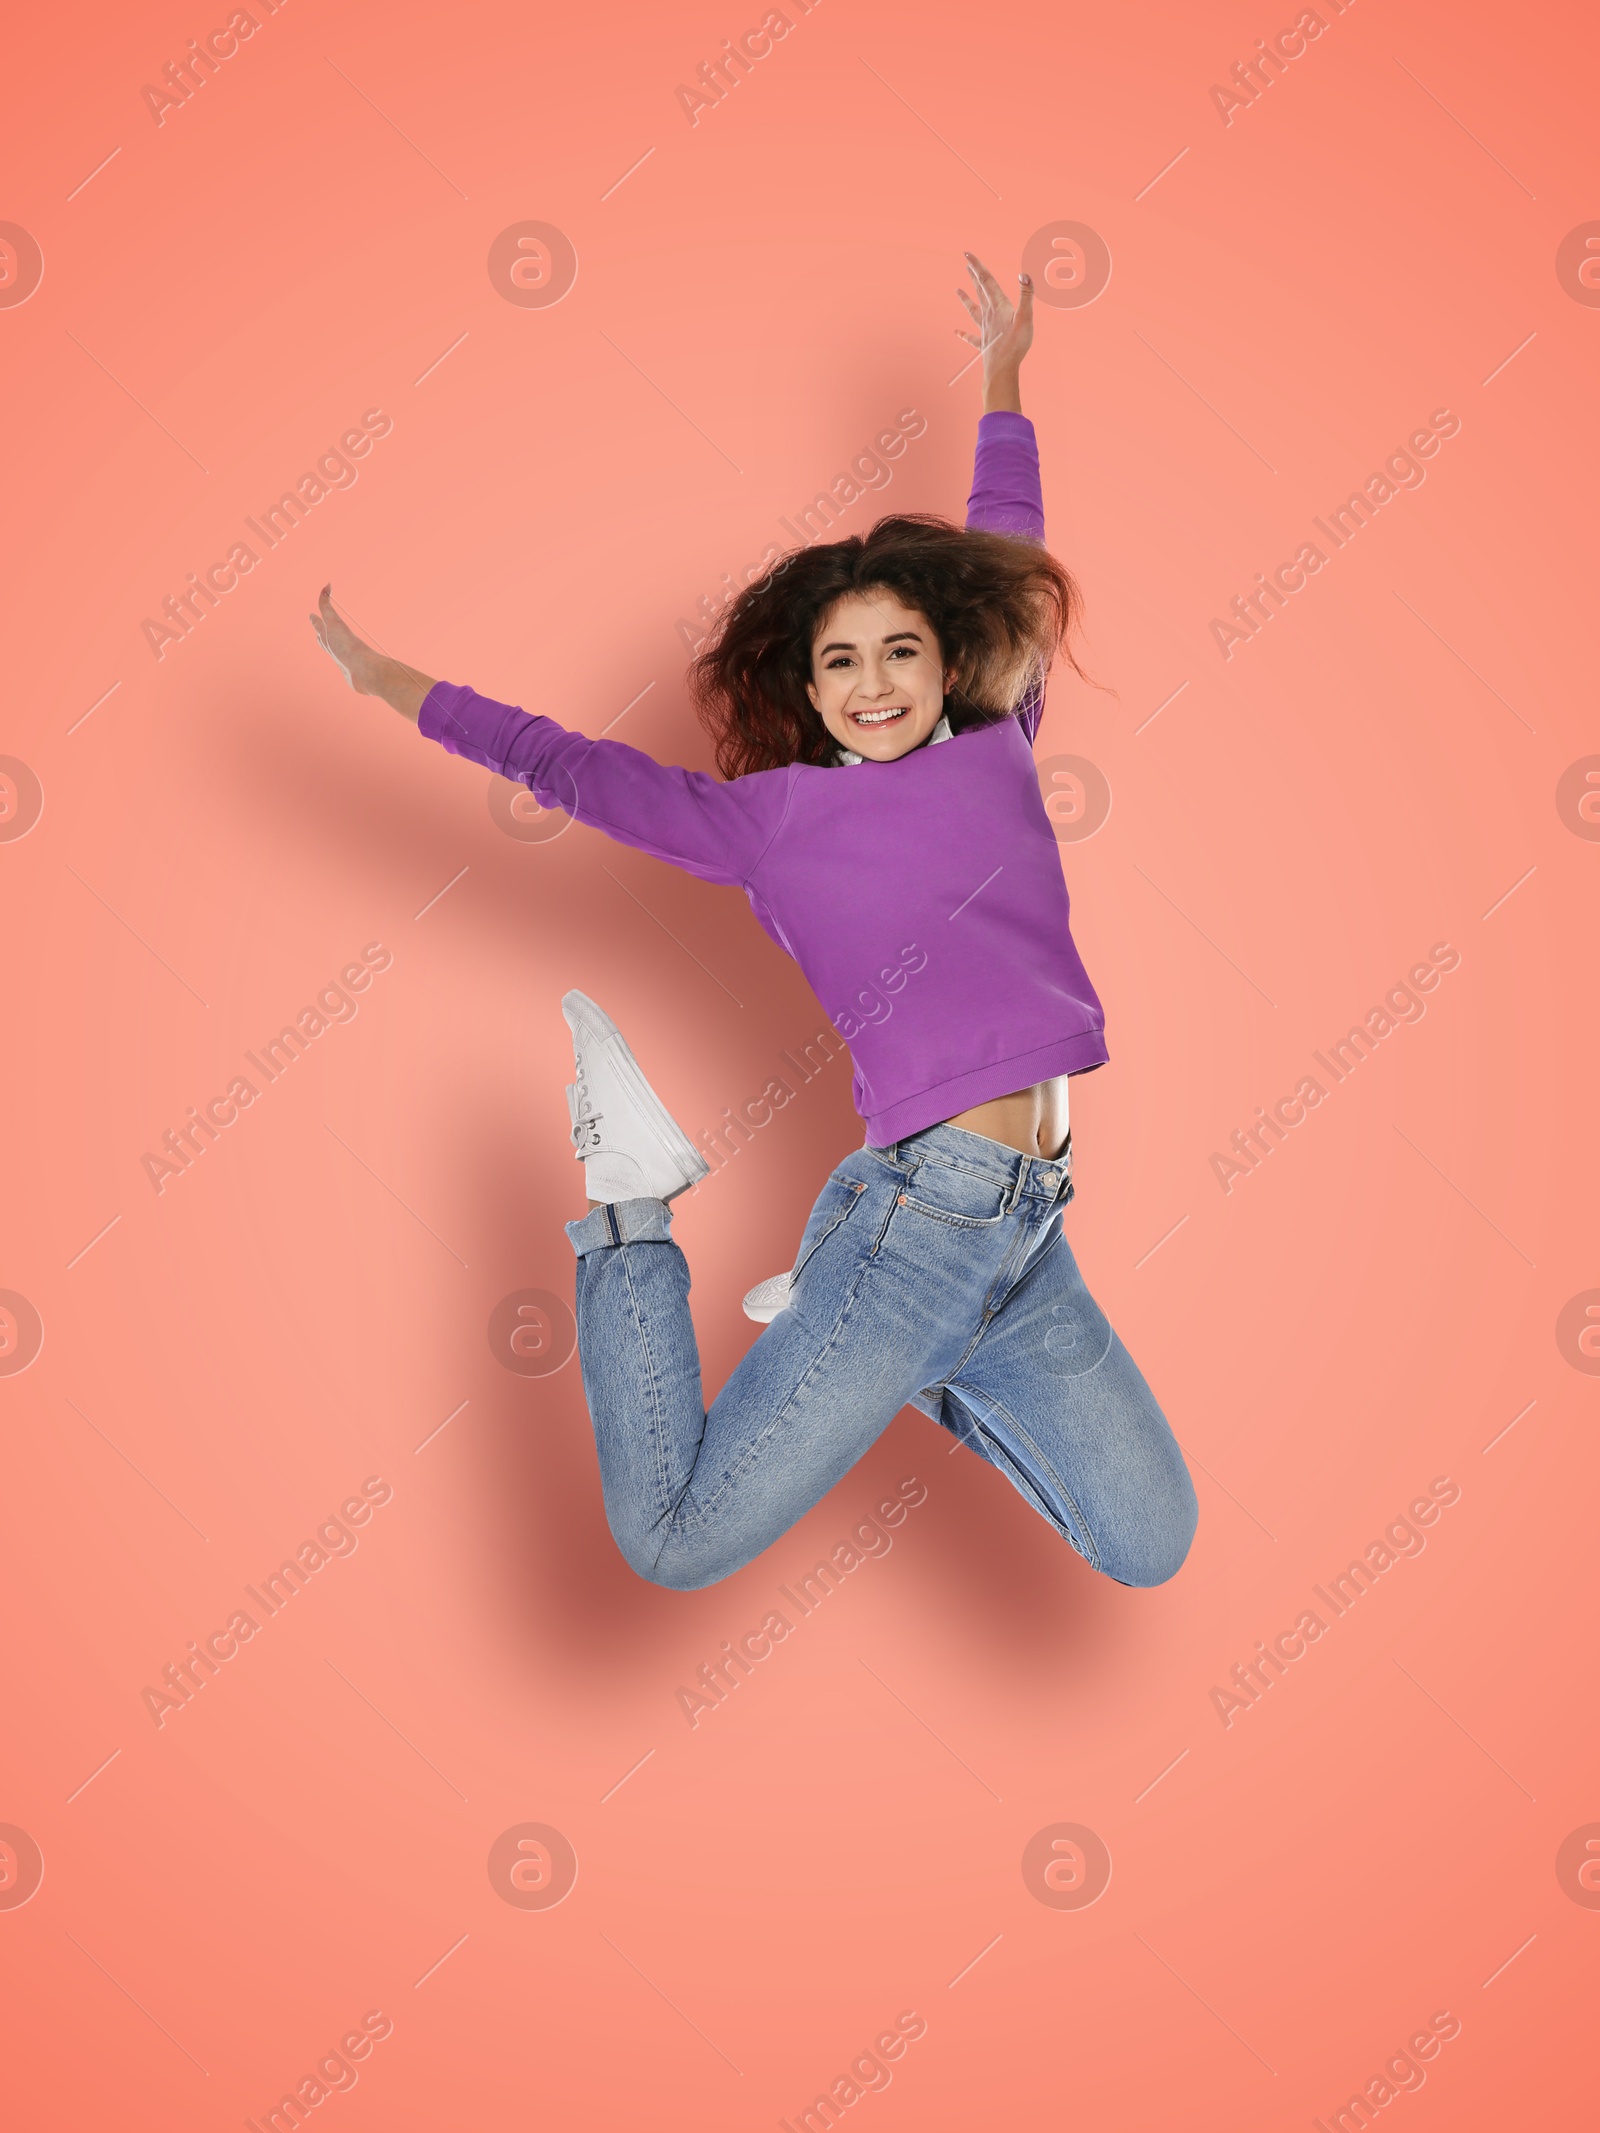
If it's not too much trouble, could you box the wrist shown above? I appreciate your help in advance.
[982,367,1023,416]
[373,656,435,723]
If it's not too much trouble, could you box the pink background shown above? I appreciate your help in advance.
[2,0,1597,2125]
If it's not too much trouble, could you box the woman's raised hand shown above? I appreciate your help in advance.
[309,585,382,694]
[308,585,436,723]
[955,252,1033,414]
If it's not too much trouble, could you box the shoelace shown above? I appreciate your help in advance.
[569,1053,604,1153]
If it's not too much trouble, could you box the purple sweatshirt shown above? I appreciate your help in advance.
[418,410,1107,1144]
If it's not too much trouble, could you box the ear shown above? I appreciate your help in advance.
[805,680,820,712]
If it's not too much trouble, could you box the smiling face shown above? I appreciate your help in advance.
[805,587,955,762]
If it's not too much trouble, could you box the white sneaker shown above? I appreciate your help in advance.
[742,1270,793,1323]
[562,991,709,1205]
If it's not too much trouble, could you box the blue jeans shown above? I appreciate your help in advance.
[564,1121,1198,1592]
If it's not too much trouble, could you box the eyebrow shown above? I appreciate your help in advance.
[818,630,925,655]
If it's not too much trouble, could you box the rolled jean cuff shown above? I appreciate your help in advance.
[565,1196,675,1256]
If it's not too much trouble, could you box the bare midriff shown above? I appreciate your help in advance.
[943,1074,1071,1161]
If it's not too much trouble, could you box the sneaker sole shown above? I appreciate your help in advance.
[562,990,709,1197]
[742,1272,794,1323]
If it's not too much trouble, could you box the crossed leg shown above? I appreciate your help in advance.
[911,1215,1198,1586]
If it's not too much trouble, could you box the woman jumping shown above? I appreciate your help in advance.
[310,252,1199,1593]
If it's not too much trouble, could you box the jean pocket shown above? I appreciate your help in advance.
[897,1158,1009,1230]
[790,1173,870,1283]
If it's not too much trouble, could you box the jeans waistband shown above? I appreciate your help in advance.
[872,1120,1073,1208]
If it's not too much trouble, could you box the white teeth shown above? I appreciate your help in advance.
[854,708,905,725]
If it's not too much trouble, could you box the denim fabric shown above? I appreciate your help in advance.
[564,1121,1197,1592]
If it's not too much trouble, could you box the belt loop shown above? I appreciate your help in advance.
[1003,1154,1028,1214]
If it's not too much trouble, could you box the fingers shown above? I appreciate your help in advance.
[314,586,351,651]
[962,254,991,306]
[963,250,1005,303]
[962,251,1032,313]
[955,274,987,351]
[309,585,351,672]
[960,253,1017,353]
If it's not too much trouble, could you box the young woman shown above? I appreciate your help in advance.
[310,254,1198,1594]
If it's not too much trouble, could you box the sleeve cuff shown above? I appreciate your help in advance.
[417,679,473,747]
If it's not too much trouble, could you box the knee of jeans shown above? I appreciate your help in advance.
[623,1534,737,1594]
[1099,1474,1199,1588]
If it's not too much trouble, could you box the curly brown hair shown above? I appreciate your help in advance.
[686,513,1086,780]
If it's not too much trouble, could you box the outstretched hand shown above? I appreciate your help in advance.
[309,585,382,694]
[955,252,1033,413]
[308,585,437,723]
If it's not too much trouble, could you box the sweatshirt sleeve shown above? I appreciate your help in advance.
[965,409,1049,745]
[417,683,790,889]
